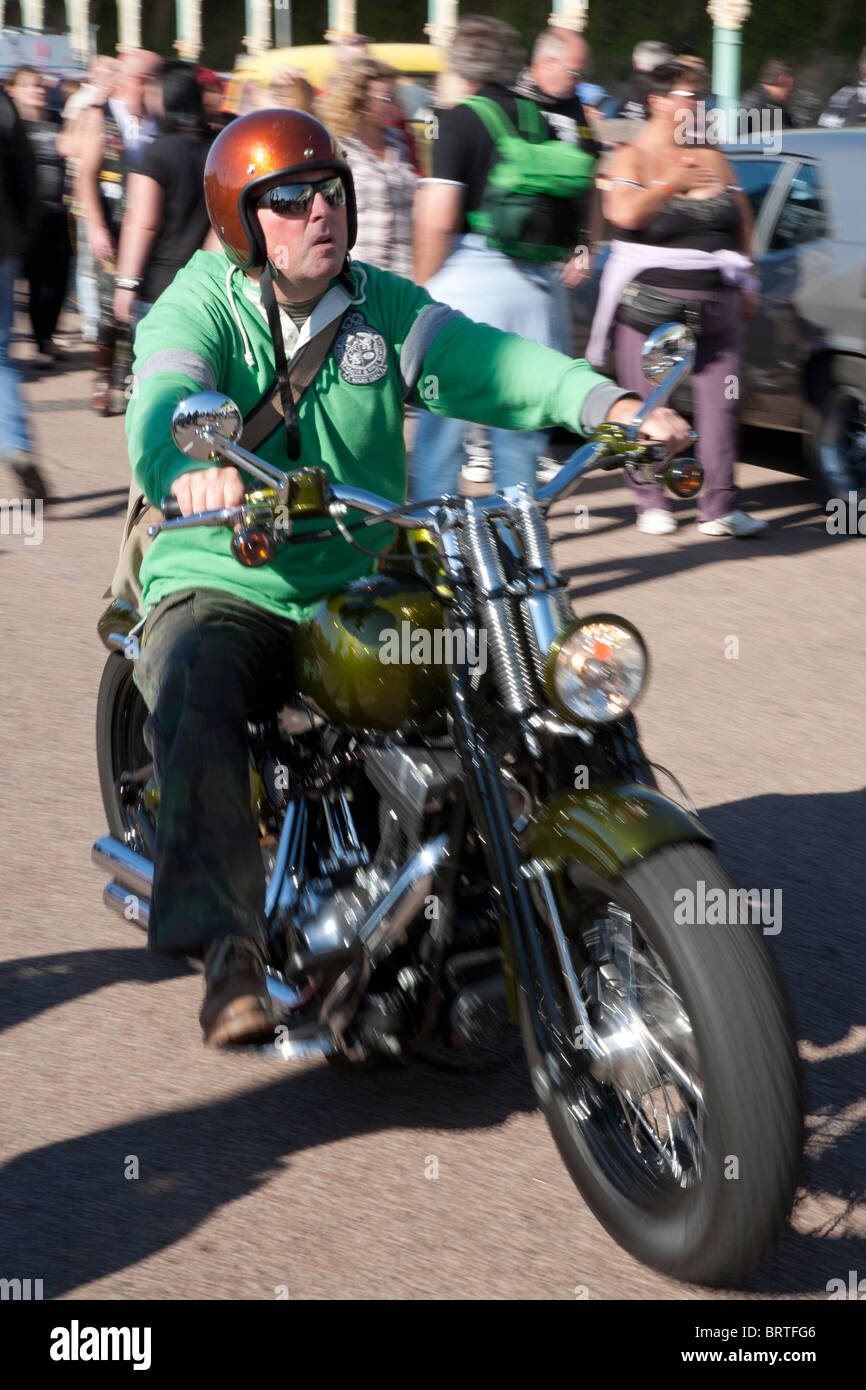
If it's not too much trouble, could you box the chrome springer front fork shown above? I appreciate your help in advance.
[505,484,574,684]
[436,490,576,735]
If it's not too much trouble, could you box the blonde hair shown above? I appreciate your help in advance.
[268,67,315,112]
[319,57,398,140]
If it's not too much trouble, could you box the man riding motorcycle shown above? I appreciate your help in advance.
[125,108,692,1046]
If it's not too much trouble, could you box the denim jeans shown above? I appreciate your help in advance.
[131,298,152,335]
[74,217,100,340]
[0,254,32,458]
[410,410,546,500]
[134,589,298,955]
[408,235,571,502]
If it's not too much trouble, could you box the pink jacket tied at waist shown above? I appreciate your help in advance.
[585,240,758,368]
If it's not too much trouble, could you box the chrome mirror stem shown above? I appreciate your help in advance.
[202,432,292,502]
[625,353,695,441]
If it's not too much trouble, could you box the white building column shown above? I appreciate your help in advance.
[708,0,751,103]
[324,0,357,44]
[243,0,273,56]
[423,0,458,50]
[174,0,203,61]
[547,0,589,32]
[117,0,142,53]
[20,0,45,30]
[67,0,92,65]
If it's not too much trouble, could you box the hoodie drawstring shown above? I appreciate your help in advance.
[225,263,256,367]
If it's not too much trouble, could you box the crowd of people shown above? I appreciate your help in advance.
[1,22,865,525]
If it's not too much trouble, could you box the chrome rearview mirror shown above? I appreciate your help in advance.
[641,323,696,382]
[171,392,243,461]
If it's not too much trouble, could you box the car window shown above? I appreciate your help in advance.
[767,163,827,251]
[729,158,784,220]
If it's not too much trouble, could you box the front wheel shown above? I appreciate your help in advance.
[519,842,802,1286]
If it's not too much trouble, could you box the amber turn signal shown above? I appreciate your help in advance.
[658,457,704,498]
[231,526,276,567]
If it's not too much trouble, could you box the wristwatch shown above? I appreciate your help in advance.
[114,275,142,291]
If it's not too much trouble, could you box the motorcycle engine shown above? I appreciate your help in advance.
[285,741,460,974]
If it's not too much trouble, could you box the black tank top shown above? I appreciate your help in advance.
[611,188,741,289]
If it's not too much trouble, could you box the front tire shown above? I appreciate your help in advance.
[519,842,802,1285]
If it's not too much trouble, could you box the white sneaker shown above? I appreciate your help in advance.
[461,459,493,485]
[536,456,561,486]
[636,508,678,535]
[461,424,493,485]
[697,509,768,537]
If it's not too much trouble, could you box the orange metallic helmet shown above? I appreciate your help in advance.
[203,108,357,273]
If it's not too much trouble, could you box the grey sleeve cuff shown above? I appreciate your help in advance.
[400,301,467,399]
[579,383,640,434]
[133,349,216,392]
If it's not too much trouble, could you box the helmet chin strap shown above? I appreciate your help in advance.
[260,258,301,462]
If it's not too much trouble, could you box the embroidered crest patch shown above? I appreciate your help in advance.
[334,312,388,384]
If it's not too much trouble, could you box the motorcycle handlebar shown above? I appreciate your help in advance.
[153,431,698,536]
[624,354,696,441]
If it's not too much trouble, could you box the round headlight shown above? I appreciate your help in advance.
[547,616,648,725]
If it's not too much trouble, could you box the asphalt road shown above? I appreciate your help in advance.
[1,313,863,1301]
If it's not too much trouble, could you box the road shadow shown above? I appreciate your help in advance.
[48,488,129,508]
[0,1048,536,1298]
[19,347,95,379]
[0,946,195,1035]
[551,472,851,600]
[46,487,130,521]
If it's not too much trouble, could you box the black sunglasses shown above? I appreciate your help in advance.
[261,176,347,216]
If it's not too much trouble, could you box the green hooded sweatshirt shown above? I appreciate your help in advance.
[125,250,628,624]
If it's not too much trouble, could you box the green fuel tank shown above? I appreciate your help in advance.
[294,570,450,731]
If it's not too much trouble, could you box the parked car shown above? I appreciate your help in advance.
[574,129,866,501]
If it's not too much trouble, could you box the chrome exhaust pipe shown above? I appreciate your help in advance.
[103,879,149,930]
[92,836,154,897]
[360,833,449,964]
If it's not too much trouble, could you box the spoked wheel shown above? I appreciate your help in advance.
[519,842,802,1286]
[96,651,157,852]
[564,902,706,1195]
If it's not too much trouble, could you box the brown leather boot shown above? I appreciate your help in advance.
[91,344,113,415]
[199,934,276,1047]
